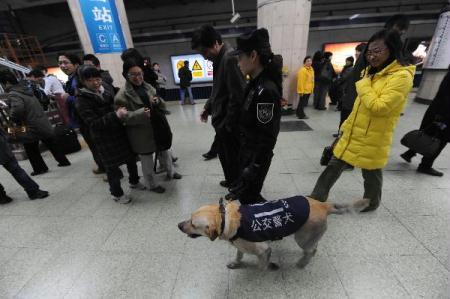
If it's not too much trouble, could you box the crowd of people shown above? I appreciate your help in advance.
[0,14,449,210]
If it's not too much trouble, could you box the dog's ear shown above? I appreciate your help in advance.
[206,225,218,241]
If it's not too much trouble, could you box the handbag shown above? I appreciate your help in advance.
[400,127,441,157]
[0,108,27,143]
[320,137,340,166]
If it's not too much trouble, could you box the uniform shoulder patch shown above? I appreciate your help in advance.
[257,103,274,124]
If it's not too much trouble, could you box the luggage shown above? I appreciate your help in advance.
[54,124,81,154]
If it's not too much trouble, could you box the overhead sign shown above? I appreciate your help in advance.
[170,54,213,84]
[79,0,127,54]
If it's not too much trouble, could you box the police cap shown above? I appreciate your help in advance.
[230,28,271,55]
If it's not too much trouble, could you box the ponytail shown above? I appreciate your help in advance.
[259,50,283,94]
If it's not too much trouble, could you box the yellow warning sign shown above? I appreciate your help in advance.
[192,60,202,71]
[176,60,184,70]
[192,71,203,78]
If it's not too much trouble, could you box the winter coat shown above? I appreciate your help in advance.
[6,81,54,143]
[333,60,415,169]
[204,43,246,130]
[316,60,336,85]
[420,68,450,142]
[178,66,192,88]
[75,87,135,168]
[296,65,314,95]
[341,55,366,111]
[114,81,167,154]
[0,127,14,165]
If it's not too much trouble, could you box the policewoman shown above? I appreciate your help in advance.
[228,28,282,204]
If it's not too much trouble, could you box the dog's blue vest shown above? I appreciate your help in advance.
[235,196,310,242]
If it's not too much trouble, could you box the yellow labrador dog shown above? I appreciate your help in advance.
[178,196,368,270]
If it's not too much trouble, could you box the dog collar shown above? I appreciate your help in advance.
[219,198,239,242]
[219,198,226,237]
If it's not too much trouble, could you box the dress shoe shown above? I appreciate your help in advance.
[297,115,309,119]
[360,204,379,213]
[400,152,413,163]
[58,161,71,167]
[202,152,217,160]
[0,194,13,204]
[31,169,48,176]
[316,107,326,111]
[150,186,166,193]
[28,190,49,200]
[417,167,443,177]
[93,168,105,174]
[220,180,230,188]
[166,172,182,180]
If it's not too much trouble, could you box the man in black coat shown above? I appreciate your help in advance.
[401,66,450,176]
[0,126,49,203]
[178,61,195,105]
[192,25,246,187]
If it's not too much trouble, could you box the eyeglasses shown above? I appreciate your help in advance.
[365,47,387,57]
[128,72,144,78]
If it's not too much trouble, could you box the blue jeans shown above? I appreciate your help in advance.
[2,157,40,196]
[179,87,194,104]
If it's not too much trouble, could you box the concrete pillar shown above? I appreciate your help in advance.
[257,0,311,106]
[66,0,134,86]
[415,3,450,104]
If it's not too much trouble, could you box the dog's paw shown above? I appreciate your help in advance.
[268,262,280,271]
[227,261,242,269]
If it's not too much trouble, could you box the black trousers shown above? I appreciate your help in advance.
[105,157,139,197]
[296,94,311,117]
[23,137,70,173]
[79,126,105,171]
[206,134,219,156]
[339,108,352,128]
[313,83,330,109]
[216,128,240,184]
[403,139,447,168]
[236,149,273,204]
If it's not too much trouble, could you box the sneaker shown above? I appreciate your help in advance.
[28,190,49,200]
[130,182,146,190]
[113,195,132,204]
[417,167,443,177]
[0,194,13,204]
[150,186,166,193]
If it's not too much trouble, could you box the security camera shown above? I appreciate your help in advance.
[230,12,241,24]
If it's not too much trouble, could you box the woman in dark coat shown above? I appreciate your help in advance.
[400,66,450,176]
[0,70,70,176]
[75,66,144,204]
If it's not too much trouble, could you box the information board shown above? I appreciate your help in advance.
[79,0,127,54]
[170,54,213,84]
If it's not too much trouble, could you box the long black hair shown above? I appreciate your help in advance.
[257,48,283,94]
[364,29,408,75]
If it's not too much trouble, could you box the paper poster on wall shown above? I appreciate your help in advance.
[423,11,450,69]
[171,54,213,84]
[323,42,363,73]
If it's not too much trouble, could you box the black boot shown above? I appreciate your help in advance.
[0,193,13,204]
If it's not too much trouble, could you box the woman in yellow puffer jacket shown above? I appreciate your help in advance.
[310,29,415,212]
[296,56,314,119]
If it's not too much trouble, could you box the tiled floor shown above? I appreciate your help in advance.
[1,95,449,298]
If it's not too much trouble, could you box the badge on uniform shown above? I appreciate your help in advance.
[257,103,274,124]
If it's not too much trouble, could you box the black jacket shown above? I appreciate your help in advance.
[178,66,192,88]
[341,54,366,111]
[239,71,281,164]
[6,81,54,143]
[75,87,135,168]
[204,43,246,130]
[421,69,450,142]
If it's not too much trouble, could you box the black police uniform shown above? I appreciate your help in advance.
[231,71,281,204]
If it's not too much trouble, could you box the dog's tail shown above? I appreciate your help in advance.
[326,198,370,215]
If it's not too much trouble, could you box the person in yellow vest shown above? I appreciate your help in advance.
[310,29,415,212]
[296,56,314,119]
